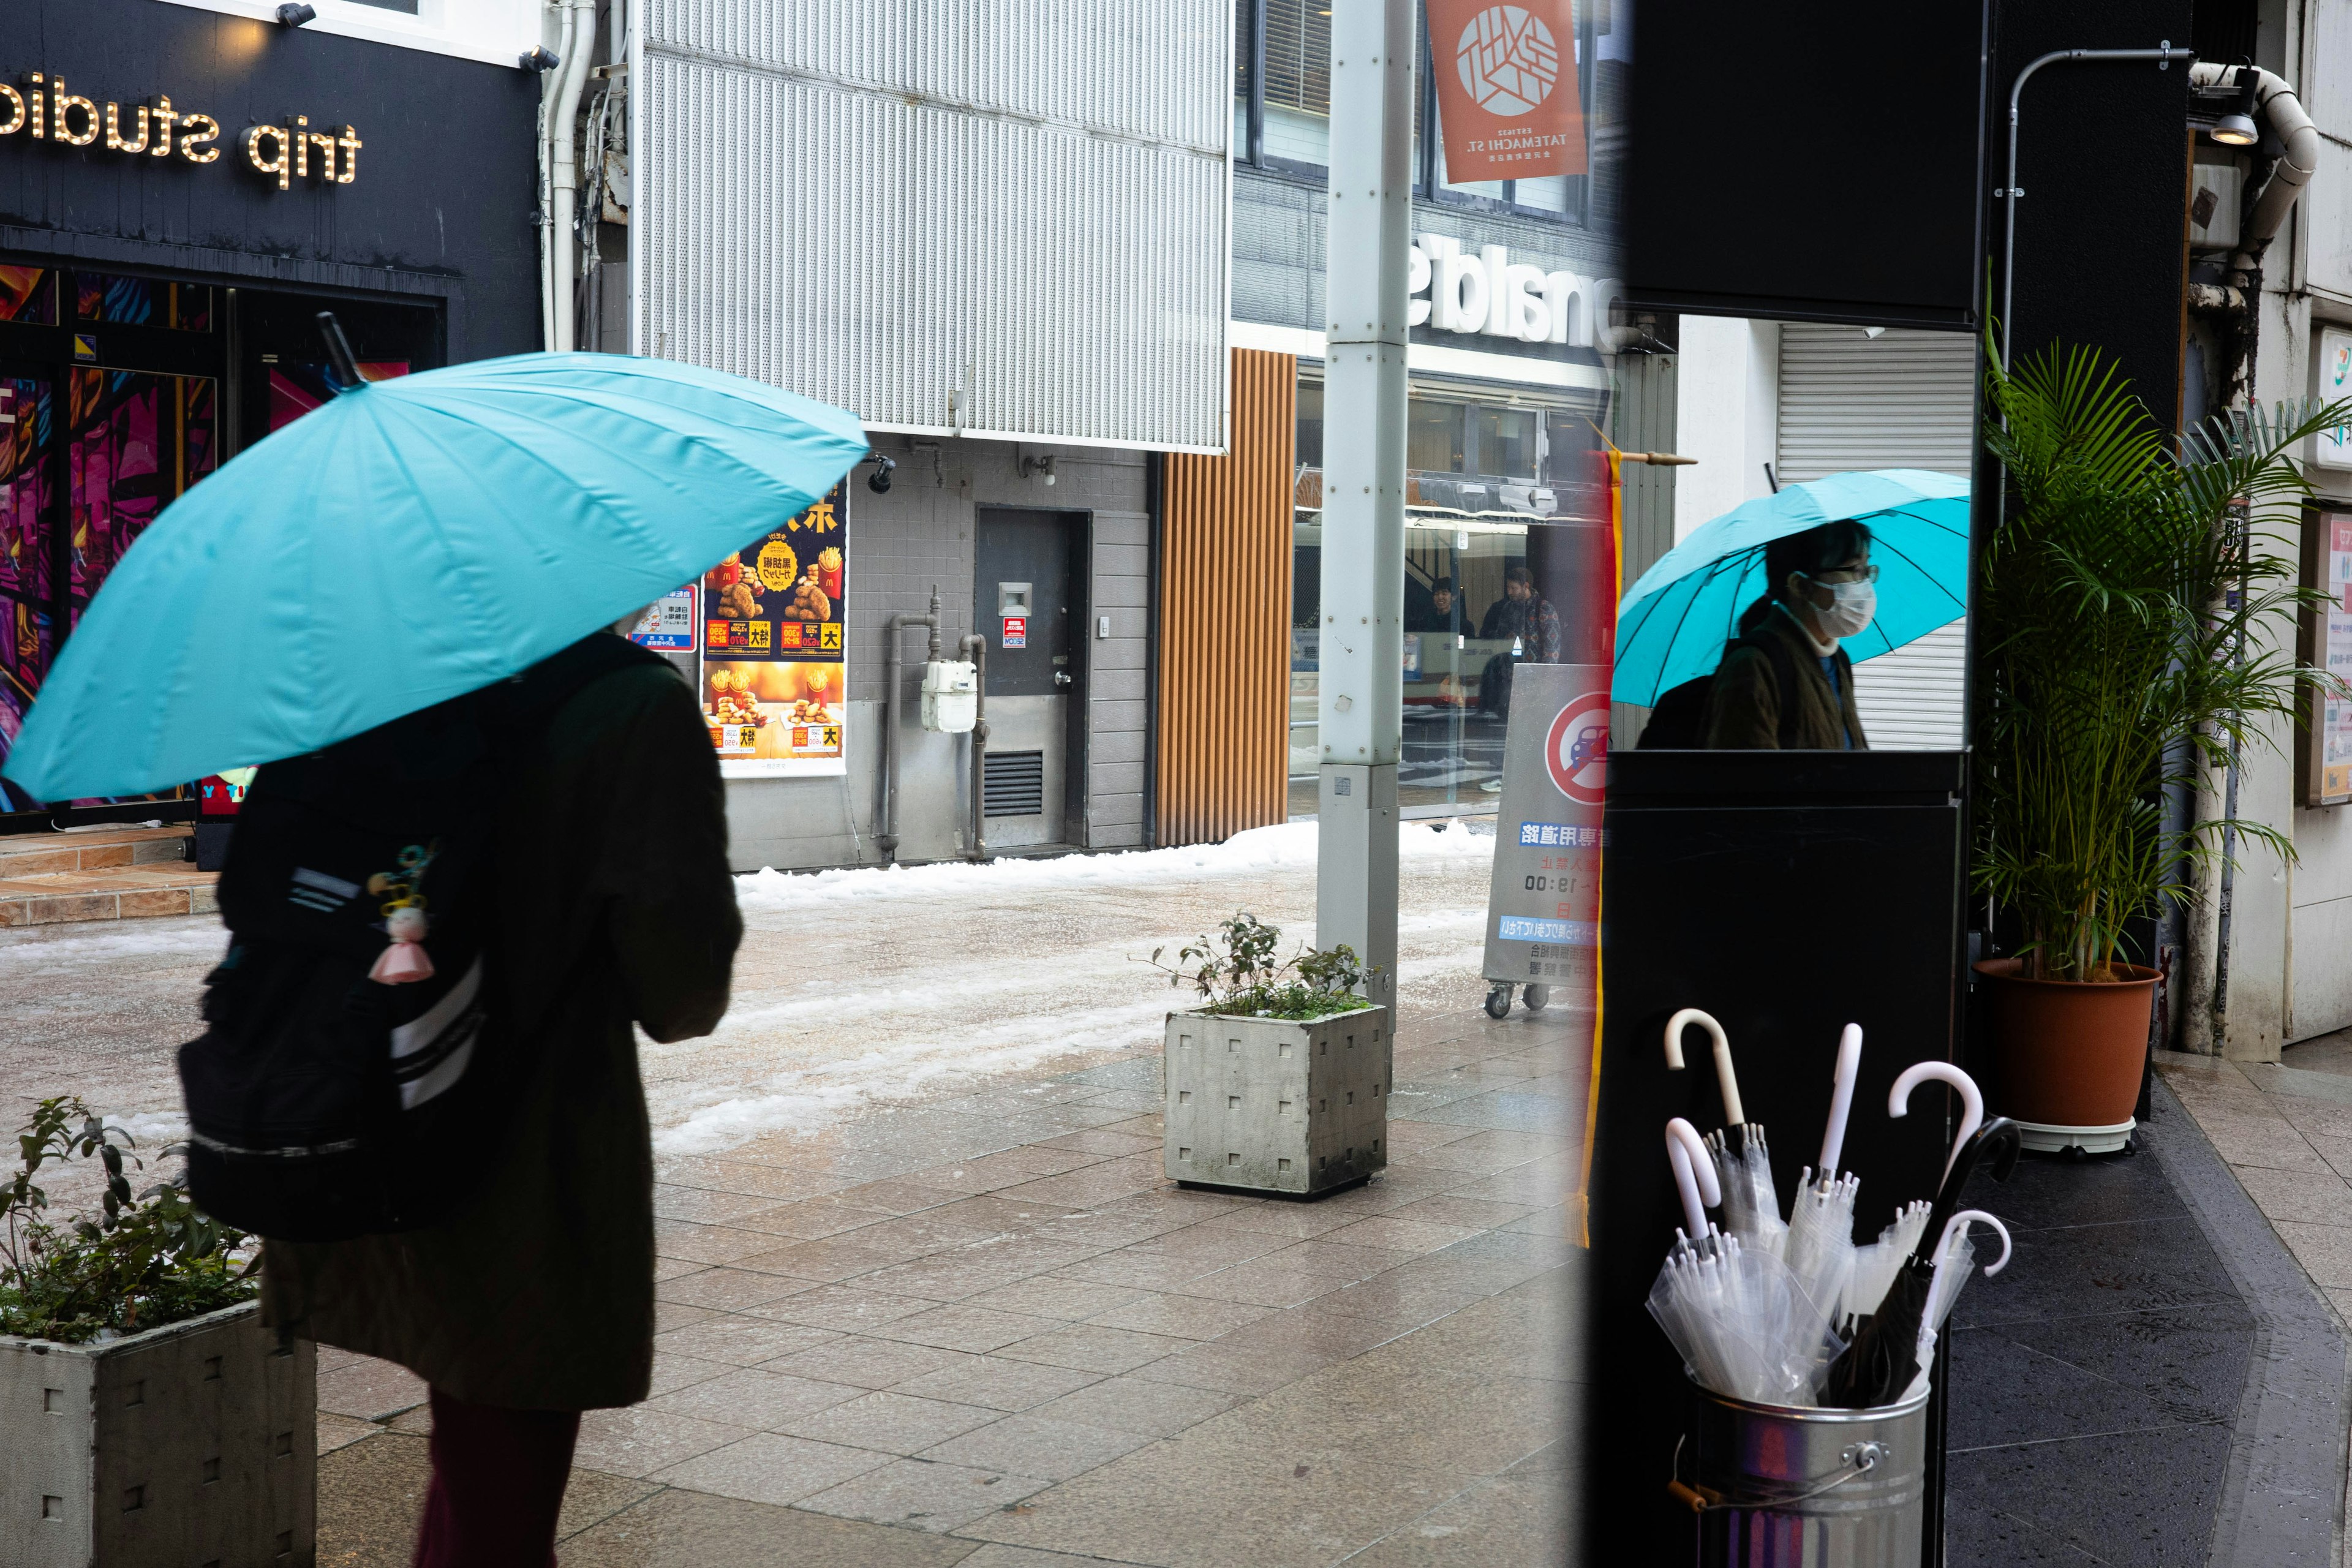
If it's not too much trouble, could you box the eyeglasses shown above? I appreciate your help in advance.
[1806,564,1879,586]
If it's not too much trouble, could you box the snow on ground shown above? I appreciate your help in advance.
[0,821,1500,1186]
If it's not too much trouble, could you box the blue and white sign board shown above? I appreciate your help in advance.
[628,587,699,650]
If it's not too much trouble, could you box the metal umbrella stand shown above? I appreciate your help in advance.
[1672,1381,1934,1568]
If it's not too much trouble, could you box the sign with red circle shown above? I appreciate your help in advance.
[1544,692,1611,804]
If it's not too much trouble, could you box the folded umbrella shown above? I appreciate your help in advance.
[1648,1118,1817,1404]
[1782,1025,1866,1338]
[1,328,870,802]
[1664,1008,1787,1259]
[1900,1209,2013,1404]
[1821,1091,2021,1408]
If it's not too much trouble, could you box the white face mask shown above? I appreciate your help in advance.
[1809,578,1876,639]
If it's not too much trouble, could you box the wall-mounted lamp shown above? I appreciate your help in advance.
[520,45,562,72]
[864,453,897,494]
[275,3,317,25]
[1020,453,1058,487]
[2212,61,2260,146]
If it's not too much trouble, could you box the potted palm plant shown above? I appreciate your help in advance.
[1974,344,2351,1151]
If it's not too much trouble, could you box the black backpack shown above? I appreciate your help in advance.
[180,634,661,1242]
[1636,632,1805,749]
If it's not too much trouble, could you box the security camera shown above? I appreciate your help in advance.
[866,453,897,494]
[520,45,562,72]
[276,2,317,24]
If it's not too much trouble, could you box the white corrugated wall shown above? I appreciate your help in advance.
[637,0,1230,450]
[1777,325,1977,749]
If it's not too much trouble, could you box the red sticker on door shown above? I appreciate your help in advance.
[1001,616,1028,649]
[1544,693,1610,804]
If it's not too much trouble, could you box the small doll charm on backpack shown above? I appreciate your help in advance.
[367,843,437,985]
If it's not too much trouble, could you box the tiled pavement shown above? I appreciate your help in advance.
[314,1004,1583,1566]
[0,824,214,927]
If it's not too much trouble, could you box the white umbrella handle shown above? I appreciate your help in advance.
[1665,1118,1721,1237]
[1664,1008,1744,1126]
[1888,1061,1985,1186]
[1932,1208,2012,1275]
[1818,1023,1863,1176]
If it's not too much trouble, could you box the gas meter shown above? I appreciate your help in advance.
[921,660,978,733]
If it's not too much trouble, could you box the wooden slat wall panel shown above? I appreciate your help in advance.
[1156,349,1296,845]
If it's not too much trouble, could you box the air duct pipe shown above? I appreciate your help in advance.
[2189,61,2319,282]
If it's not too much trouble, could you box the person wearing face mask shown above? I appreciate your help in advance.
[1702,519,1874,749]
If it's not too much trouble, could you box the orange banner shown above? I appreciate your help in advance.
[1427,0,1586,183]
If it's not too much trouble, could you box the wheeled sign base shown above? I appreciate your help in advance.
[1484,982,1551,1019]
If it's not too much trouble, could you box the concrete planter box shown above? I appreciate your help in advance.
[2,1299,315,1567]
[1164,1004,1390,1196]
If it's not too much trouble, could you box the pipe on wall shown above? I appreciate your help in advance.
[2189,61,2320,282]
[880,590,943,862]
[959,634,990,862]
[548,0,598,352]
[537,0,581,350]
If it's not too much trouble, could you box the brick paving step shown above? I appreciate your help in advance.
[0,827,213,927]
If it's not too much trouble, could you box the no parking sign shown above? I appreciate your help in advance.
[1483,665,1608,987]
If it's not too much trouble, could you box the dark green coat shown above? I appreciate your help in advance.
[1702,606,1869,751]
[261,647,741,1411]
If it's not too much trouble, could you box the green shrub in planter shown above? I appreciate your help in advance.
[1,1097,257,1344]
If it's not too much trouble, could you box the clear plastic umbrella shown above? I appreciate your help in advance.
[1648,1119,1819,1405]
[1782,1025,1866,1336]
[1845,1200,1931,1326]
[1665,1008,1787,1260]
[1899,1209,2012,1403]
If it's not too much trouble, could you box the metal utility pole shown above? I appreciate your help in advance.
[1317,0,1414,1011]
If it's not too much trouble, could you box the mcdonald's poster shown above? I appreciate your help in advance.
[1427,0,1586,183]
[699,481,848,778]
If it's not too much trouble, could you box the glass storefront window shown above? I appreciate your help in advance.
[0,268,55,326]
[1408,398,1467,473]
[1476,406,1538,479]
[76,272,214,332]
[1297,380,1324,469]
[1291,511,1534,816]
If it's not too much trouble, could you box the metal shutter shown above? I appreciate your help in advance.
[1777,326,1977,749]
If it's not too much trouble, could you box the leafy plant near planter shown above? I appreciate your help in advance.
[1977,343,2352,981]
[1,1097,256,1344]
[1148,912,1375,1020]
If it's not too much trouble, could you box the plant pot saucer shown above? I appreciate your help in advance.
[2013,1116,2134,1155]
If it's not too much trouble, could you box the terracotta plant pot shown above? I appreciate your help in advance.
[1974,958,2159,1128]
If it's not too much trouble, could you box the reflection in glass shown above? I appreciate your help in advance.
[0,268,55,326]
[0,373,53,782]
[1261,0,1332,166]
[1476,406,1538,479]
[1408,399,1467,474]
[75,273,214,333]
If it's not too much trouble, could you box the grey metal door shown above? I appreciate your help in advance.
[975,509,1082,847]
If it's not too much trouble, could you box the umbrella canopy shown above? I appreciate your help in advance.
[2,352,869,802]
[1610,469,1970,706]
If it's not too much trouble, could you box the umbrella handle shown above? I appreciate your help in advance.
[1818,1023,1863,1176]
[1664,1008,1744,1126]
[1665,1117,1721,1237]
[1888,1061,1985,1187]
[1933,1208,2011,1276]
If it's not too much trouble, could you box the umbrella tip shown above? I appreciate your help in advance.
[317,312,366,393]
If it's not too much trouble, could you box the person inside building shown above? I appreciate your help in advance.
[1476,565,1562,716]
[1406,575,1461,633]
[1703,520,1874,749]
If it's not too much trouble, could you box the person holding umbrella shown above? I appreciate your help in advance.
[1703,519,1875,750]
[1,321,871,1566]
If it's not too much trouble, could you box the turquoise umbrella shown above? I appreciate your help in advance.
[1611,469,1971,705]
[1,350,867,802]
